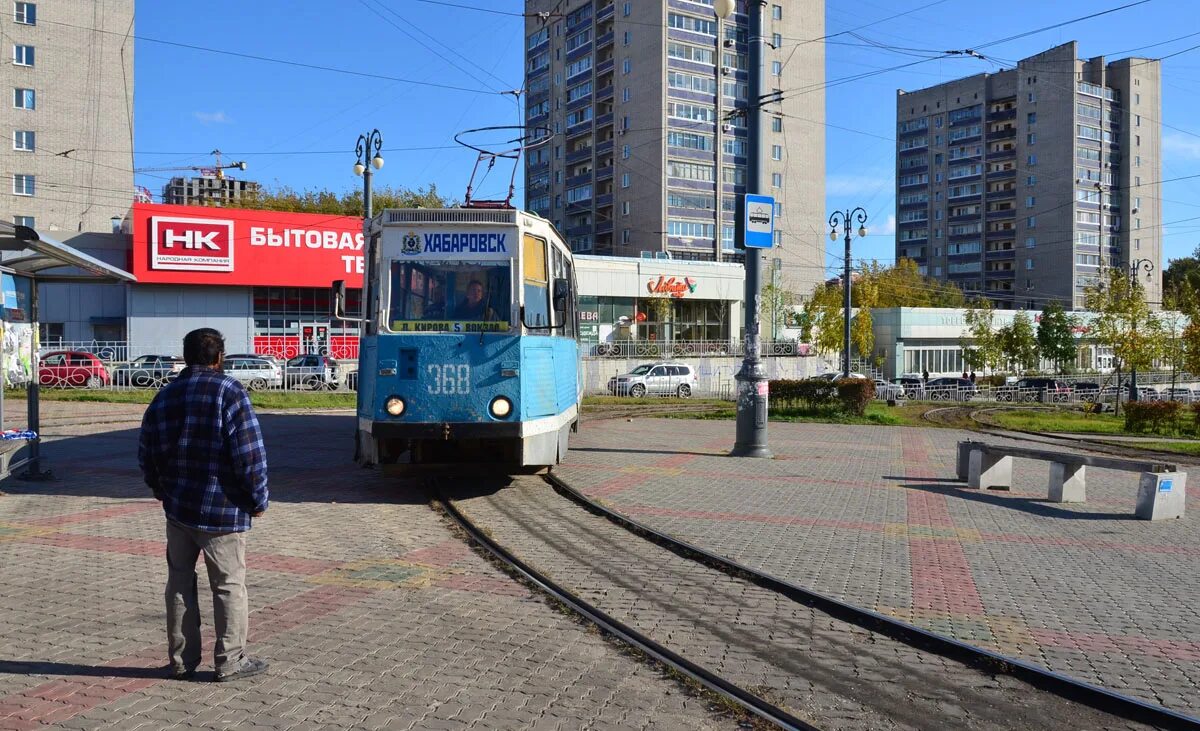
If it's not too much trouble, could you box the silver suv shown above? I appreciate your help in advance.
[608,362,697,398]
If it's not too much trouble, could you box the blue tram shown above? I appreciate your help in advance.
[340,208,580,471]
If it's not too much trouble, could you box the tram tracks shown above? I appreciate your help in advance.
[436,475,1183,731]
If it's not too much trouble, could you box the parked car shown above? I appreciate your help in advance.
[38,350,110,388]
[1073,382,1101,402]
[925,377,977,401]
[112,355,185,387]
[996,378,1073,403]
[816,371,868,381]
[227,353,282,368]
[284,354,340,390]
[224,356,283,391]
[1166,387,1194,403]
[873,378,904,401]
[893,376,925,399]
[607,362,697,398]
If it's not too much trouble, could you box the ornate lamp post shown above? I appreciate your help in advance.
[828,208,868,378]
[1127,257,1154,401]
[353,130,384,333]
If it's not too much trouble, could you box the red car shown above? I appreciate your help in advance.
[38,351,110,388]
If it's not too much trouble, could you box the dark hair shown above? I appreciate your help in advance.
[183,328,224,366]
[467,280,484,290]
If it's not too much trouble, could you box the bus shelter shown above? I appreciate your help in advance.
[0,221,135,479]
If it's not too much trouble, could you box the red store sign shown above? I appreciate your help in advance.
[131,203,365,288]
[646,275,697,298]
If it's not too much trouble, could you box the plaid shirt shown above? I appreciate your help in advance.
[139,366,269,532]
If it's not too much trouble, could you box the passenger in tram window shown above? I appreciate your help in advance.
[423,276,447,320]
[453,279,498,321]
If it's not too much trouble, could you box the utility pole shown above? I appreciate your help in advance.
[1128,257,1154,401]
[354,130,384,334]
[729,0,771,459]
[828,208,868,378]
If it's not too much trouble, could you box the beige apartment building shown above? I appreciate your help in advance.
[895,41,1162,310]
[2,0,134,235]
[524,0,826,295]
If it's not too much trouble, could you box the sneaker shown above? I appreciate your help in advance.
[214,657,269,683]
[168,665,197,681]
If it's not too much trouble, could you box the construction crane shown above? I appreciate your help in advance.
[135,149,248,179]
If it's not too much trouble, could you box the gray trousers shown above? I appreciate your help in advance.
[165,520,249,674]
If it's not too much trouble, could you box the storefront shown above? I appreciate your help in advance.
[574,255,744,354]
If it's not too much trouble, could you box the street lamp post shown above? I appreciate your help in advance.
[828,208,868,378]
[354,129,384,334]
[1127,257,1154,402]
[726,0,771,459]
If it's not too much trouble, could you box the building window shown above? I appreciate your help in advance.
[1135,134,1141,146]
[1027,175,1036,186]
[772,33,781,47]
[1025,236,1035,248]
[771,145,782,161]
[622,229,630,244]
[772,4,782,20]
[1026,216,1035,228]
[623,31,630,46]
[622,201,630,216]
[772,117,782,133]
[771,172,782,188]
[622,58,631,74]
[1026,259,1034,270]
[622,88,630,102]
[1027,133,1035,144]
[13,130,33,151]
[13,87,34,109]
[1028,92,1035,103]
[1027,154,1036,166]
[771,61,782,76]
[14,215,33,227]
[1027,112,1036,124]
[622,2,631,16]
[13,45,33,67]
[14,2,35,24]
[1025,196,1035,208]
[622,144,629,159]
[621,173,630,188]
[13,173,34,196]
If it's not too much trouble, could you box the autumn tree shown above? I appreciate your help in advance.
[1036,301,1078,374]
[961,298,1001,373]
[1085,266,1166,398]
[998,310,1038,373]
[225,184,449,214]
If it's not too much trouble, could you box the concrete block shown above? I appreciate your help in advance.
[956,442,974,481]
[1135,472,1186,521]
[1048,463,1086,503]
[968,451,1011,490]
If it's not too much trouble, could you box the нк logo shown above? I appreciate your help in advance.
[150,216,235,272]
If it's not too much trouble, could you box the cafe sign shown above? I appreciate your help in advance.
[646,275,697,298]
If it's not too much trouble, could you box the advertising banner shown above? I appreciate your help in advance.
[131,203,365,288]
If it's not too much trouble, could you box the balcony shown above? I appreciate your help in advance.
[595,165,613,181]
[566,224,594,238]
[595,112,614,128]
[986,208,1016,219]
[988,187,1016,199]
[987,108,1017,121]
[596,193,613,208]
[988,167,1016,179]
[596,220,613,234]
[989,128,1017,140]
[597,2,614,21]
[597,84,614,101]
[566,172,593,188]
[596,31,614,48]
[985,247,1016,258]
[567,121,593,138]
[595,139,613,155]
[597,58,614,75]
[566,148,593,164]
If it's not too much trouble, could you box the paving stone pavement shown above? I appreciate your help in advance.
[0,411,729,730]
[553,417,1200,717]
[452,477,1154,731]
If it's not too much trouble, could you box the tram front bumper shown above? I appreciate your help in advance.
[366,419,522,441]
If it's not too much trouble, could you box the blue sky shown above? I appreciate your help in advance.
[134,0,1200,271]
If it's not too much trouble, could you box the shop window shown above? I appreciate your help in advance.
[39,322,63,345]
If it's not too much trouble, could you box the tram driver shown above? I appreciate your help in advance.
[453,279,498,321]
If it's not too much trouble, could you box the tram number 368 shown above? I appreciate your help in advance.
[427,364,471,395]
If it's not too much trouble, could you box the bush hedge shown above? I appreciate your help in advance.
[769,378,875,416]
[1123,401,1181,434]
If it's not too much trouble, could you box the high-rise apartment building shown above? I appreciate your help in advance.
[895,42,1161,310]
[2,1,135,234]
[162,174,261,207]
[524,0,826,294]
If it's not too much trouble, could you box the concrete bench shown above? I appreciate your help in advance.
[955,441,1186,521]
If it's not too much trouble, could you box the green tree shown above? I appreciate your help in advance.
[761,282,797,341]
[1163,246,1200,303]
[225,184,449,214]
[1036,301,1078,374]
[999,311,1038,373]
[1085,267,1167,389]
[961,298,1001,373]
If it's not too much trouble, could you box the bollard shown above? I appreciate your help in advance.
[1135,472,1187,520]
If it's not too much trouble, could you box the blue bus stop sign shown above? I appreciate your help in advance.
[743,194,775,249]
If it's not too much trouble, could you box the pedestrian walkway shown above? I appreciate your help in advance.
[0,413,724,730]
[555,417,1200,716]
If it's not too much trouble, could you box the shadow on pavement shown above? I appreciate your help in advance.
[882,475,964,483]
[571,446,724,458]
[0,660,172,680]
[898,481,1137,521]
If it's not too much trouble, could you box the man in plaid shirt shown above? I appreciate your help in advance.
[139,328,270,682]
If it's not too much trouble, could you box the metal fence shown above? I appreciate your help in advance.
[590,340,813,358]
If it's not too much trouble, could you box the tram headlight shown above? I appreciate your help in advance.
[489,396,513,419]
[385,396,406,416]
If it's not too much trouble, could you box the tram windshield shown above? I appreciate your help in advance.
[388,261,512,333]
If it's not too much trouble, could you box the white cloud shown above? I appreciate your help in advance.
[876,214,896,236]
[193,111,230,125]
[1163,133,1200,160]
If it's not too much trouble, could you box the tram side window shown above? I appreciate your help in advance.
[550,246,575,338]
[523,234,551,330]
